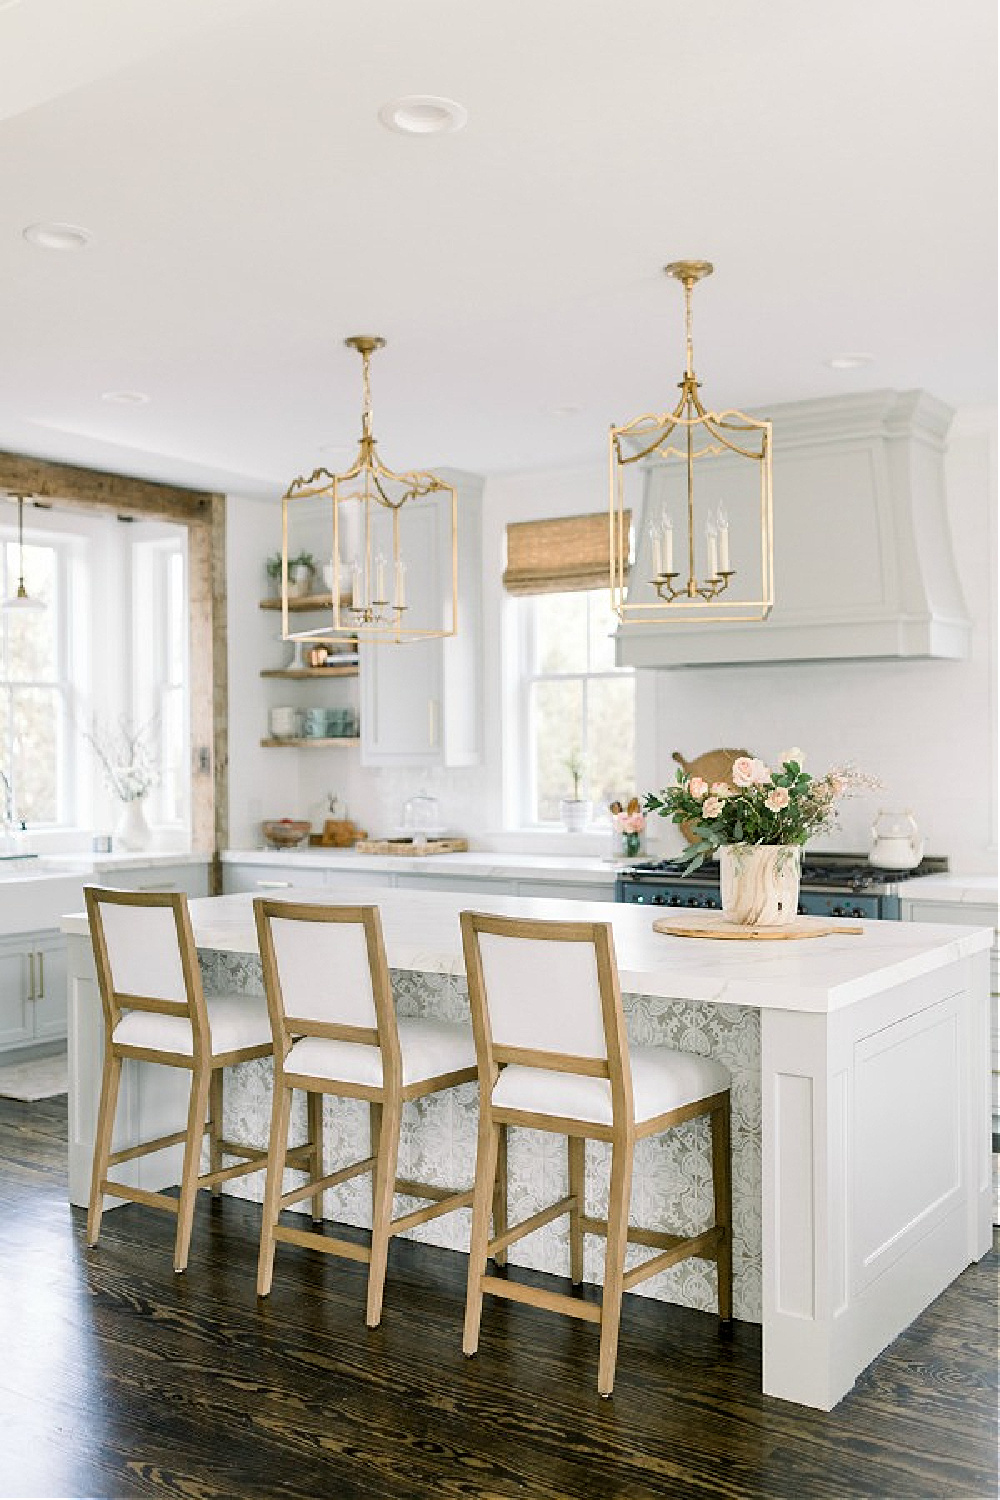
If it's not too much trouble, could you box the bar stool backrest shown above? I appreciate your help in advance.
[85,886,209,1051]
[461,912,633,1116]
[253,900,400,1074]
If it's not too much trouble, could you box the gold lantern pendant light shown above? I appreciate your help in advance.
[610,261,774,624]
[281,336,458,646]
[3,494,45,612]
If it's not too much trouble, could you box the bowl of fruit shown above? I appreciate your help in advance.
[261,819,311,850]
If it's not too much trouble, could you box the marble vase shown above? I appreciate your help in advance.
[719,843,802,926]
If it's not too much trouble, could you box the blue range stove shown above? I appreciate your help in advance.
[615,852,947,921]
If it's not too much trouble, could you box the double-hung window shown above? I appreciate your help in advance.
[518,588,635,825]
[0,535,71,825]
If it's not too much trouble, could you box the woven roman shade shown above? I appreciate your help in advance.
[503,511,630,596]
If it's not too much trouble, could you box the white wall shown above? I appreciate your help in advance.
[226,403,997,871]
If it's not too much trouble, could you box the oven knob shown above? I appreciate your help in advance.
[668,895,682,906]
[797,903,806,915]
[851,907,865,918]
[707,896,720,909]
[652,894,666,905]
[831,905,845,917]
[687,895,702,907]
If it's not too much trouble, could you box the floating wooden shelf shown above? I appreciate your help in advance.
[260,666,359,679]
[260,736,360,748]
[259,593,334,612]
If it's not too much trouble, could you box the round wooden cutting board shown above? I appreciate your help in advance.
[652,914,864,941]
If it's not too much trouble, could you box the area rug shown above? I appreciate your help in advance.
[0,1050,68,1101]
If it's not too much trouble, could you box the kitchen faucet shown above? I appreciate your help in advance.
[0,769,13,851]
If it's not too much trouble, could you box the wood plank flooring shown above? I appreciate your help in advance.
[0,1095,996,1500]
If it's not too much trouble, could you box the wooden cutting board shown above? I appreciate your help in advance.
[353,837,469,856]
[653,914,864,941]
[672,748,753,843]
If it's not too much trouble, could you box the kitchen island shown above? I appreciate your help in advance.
[63,887,992,1411]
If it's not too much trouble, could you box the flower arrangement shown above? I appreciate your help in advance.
[645,749,876,871]
[612,809,646,838]
[82,715,161,804]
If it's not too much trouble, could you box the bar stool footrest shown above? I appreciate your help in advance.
[481,1273,601,1324]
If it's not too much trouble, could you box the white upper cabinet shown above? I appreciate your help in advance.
[360,471,483,767]
[617,391,971,668]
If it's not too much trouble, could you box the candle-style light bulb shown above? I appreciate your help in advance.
[662,514,674,573]
[649,523,663,578]
[717,506,731,572]
[375,552,386,603]
[395,557,407,610]
[706,517,719,580]
[351,560,363,611]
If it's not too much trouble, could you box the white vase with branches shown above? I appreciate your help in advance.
[83,716,161,852]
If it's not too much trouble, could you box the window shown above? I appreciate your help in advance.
[0,536,70,825]
[132,536,189,829]
[519,589,635,824]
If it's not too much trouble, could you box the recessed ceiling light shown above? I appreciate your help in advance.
[826,353,875,371]
[22,221,93,251]
[378,95,467,135]
[101,390,150,405]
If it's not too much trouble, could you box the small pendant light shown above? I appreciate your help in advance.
[3,493,45,612]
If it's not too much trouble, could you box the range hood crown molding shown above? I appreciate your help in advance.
[616,388,971,669]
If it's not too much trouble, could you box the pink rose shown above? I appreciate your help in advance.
[688,777,709,801]
[702,795,724,819]
[731,757,756,788]
[765,787,790,812]
[710,781,731,798]
[750,758,773,786]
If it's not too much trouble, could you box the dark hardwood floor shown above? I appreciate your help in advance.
[0,1095,996,1500]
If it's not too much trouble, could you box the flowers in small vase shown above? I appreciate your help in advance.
[612,808,646,857]
[82,715,161,804]
[645,749,877,871]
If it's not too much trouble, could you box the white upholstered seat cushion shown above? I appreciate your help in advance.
[490,1045,730,1126]
[284,1017,476,1089]
[112,992,273,1057]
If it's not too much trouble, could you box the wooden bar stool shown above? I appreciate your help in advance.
[254,899,479,1326]
[85,887,316,1273]
[460,910,733,1398]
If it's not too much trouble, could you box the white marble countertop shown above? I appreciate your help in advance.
[49,850,211,872]
[221,846,624,884]
[62,885,993,1015]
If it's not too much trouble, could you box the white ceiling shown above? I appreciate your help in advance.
[0,0,995,501]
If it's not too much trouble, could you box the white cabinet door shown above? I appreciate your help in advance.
[392,873,513,896]
[514,880,616,904]
[360,473,483,769]
[222,862,329,894]
[0,938,32,1050]
[33,934,67,1042]
[360,500,443,767]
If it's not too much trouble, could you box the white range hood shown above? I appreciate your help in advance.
[616,390,970,668]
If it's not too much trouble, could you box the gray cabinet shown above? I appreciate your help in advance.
[0,930,68,1053]
[360,472,483,768]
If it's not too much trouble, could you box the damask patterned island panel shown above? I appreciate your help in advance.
[201,947,763,1322]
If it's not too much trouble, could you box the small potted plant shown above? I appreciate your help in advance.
[265,550,316,598]
[560,750,590,832]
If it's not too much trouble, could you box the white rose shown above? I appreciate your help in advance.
[779,746,805,768]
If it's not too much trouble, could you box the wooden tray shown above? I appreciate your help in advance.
[653,914,864,941]
[353,837,469,857]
